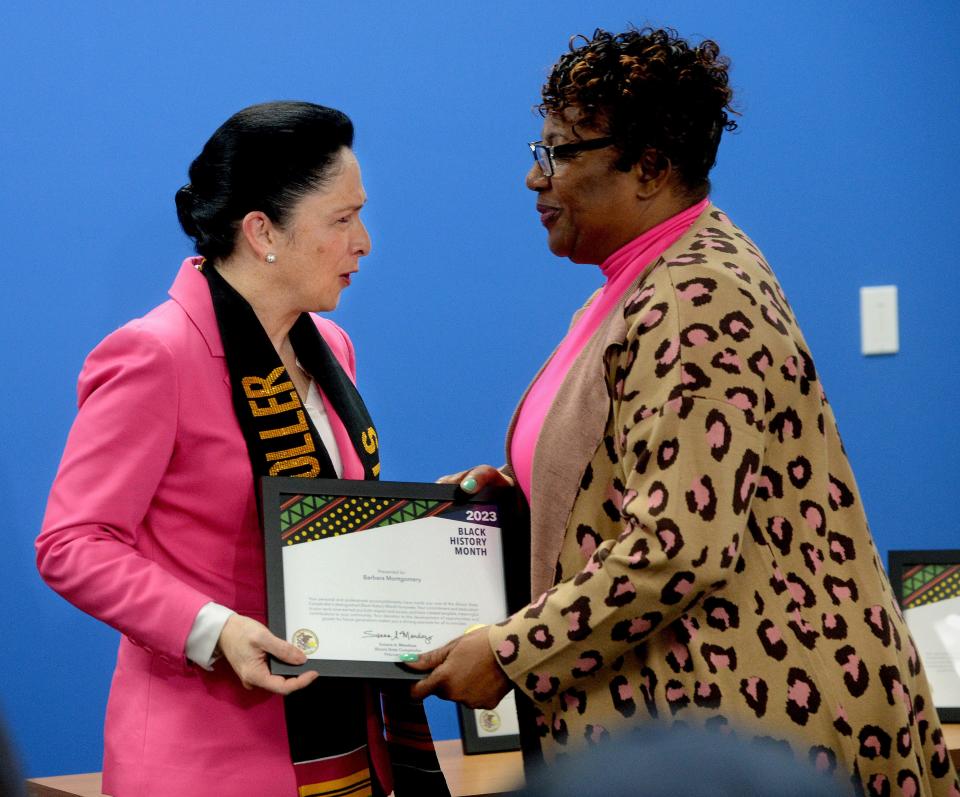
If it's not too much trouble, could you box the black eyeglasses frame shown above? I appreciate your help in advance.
[527,137,616,177]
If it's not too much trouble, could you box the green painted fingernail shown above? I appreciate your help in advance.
[461,477,478,493]
[399,653,419,662]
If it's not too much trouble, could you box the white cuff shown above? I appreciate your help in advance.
[185,602,235,670]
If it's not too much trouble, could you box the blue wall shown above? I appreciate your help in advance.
[2,0,958,779]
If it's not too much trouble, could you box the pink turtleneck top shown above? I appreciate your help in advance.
[510,198,709,502]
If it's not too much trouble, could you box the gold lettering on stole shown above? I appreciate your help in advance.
[249,393,301,417]
[242,368,302,416]
[361,427,380,476]
[242,367,294,397]
[265,436,317,461]
[240,367,302,418]
[259,410,309,440]
[260,412,316,461]
[242,369,320,475]
[269,457,321,477]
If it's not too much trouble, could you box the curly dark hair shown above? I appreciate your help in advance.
[541,27,738,194]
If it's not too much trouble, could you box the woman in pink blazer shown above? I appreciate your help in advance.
[37,102,446,797]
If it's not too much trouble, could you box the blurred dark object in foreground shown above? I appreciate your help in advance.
[517,726,847,797]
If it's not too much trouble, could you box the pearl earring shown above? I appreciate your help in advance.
[265,253,277,264]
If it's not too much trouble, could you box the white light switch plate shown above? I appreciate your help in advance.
[860,285,899,355]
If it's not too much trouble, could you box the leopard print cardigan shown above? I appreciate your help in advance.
[488,206,959,795]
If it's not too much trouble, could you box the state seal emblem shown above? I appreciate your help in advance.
[292,628,319,655]
[478,709,501,733]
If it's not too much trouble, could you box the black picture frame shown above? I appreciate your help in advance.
[261,476,528,681]
[458,691,522,755]
[888,549,960,723]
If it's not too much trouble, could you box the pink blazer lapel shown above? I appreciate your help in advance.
[169,258,224,357]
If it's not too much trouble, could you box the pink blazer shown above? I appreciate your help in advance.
[37,258,365,796]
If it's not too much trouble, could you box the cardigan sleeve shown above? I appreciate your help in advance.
[488,306,767,705]
[36,323,214,662]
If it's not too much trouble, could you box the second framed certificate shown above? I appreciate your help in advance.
[888,549,960,722]
[262,477,527,680]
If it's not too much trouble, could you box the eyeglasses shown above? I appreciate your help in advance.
[528,137,615,177]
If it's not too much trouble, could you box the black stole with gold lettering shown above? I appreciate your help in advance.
[204,263,379,483]
[203,263,449,797]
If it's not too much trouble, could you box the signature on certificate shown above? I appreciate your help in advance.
[361,629,434,645]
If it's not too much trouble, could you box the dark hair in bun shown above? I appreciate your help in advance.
[175,101,354,261]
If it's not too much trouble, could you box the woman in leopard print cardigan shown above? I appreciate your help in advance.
[411,27,959,795]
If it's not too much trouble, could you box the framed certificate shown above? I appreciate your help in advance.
[458,691,522,754]
[261,477,528,680]
[889,549,960,722]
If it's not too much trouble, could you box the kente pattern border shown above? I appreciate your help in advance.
[279,493,453,547]
[901,563,960,609]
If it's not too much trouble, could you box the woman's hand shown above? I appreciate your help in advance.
[218,613,319,695]
[407,627,511,709]
[437,464,514,494]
